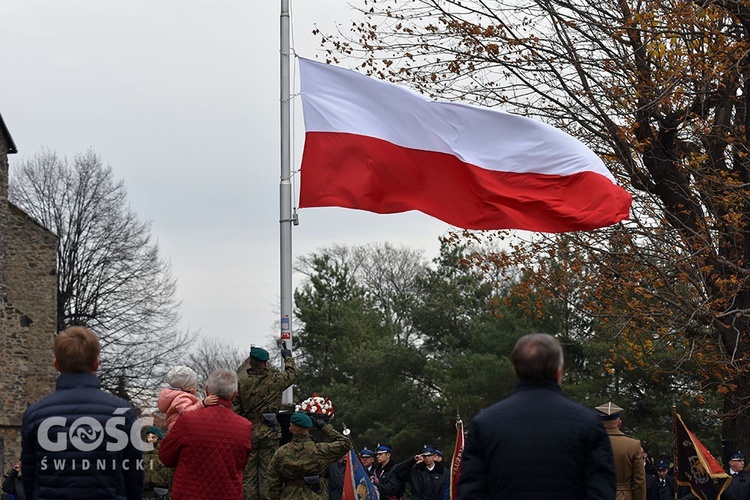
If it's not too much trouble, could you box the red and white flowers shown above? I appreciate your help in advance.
[296,394,335,417]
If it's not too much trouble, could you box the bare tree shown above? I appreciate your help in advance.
[296,242,429,344]
[188,336,246,386]
[9,148,194,401]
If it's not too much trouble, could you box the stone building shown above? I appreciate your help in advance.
[0,111,58,474]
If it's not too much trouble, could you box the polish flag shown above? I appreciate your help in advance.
[298,58,631,233]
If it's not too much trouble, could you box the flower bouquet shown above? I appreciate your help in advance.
[295,393,335,419]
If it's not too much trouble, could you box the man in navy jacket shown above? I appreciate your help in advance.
[393,445,448,499]
[21,326,144,499]
[457,333,616,499]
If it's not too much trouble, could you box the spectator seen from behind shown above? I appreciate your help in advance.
[595,401,646,500]
[457,332,616,499]
[21,326,144,500]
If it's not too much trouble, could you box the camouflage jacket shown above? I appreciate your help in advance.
[265,424,350,500]
[143,447,172,497]
[232,356,297,448]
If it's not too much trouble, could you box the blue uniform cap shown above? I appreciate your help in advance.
[359,447,376,458]
[290,412,313,428]
[730,451,745,461]
[421,445,438,456]
[376,444,392,454]
[655,460,670,469]
[249,347,270,362]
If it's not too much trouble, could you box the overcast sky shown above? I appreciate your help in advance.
[0,0,450,354]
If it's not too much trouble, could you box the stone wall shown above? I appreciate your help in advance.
[0,126,58,475]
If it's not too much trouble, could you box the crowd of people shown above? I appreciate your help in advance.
[456,333,750,500]
[6,326,750,500]
[12,326,441,500]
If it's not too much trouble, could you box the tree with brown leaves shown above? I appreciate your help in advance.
[319,0,750,453]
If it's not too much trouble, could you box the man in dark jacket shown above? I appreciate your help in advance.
[359,447,377,476]
[325,454,347,500]
[21,326,144,500]
[646,460,675,500]
[724,451,750,500]
[394,445,448,499]
[1,462,25,500]
[373,444,405,500]
[457,332,616,499]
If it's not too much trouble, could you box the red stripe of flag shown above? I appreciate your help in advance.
[300,132,630,232]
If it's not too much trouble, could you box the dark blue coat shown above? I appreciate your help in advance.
[21,373,144,499]
[724,471,750,500]
[394,457,448,500]
[457,380,616,499]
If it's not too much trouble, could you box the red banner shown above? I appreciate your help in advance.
[449,418,465,500]
[674,413,730,499]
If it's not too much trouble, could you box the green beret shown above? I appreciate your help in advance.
[249,347,269,362]
[290,412,313,428]
[145,425,164,440]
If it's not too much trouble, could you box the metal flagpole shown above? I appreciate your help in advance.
[279,0,295,405]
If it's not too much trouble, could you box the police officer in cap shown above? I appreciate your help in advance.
[724,451,750,500]
[596,402,646,500]
[374,444,404,500]
[646,460,675,500]
[360,447,377,475]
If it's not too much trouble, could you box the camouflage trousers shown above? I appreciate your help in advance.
[244,446,278,500]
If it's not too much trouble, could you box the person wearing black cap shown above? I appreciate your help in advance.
[266,412,350,499]
[392,444,448,499]
[458,333,616,499]
[595,401,646,500]
[646,460,674,500]
[724,451,750,500]
[374,444,405,500]
[233,345,297,499]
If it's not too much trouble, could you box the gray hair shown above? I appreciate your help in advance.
[166,365,198,390]
[206,369,238,399]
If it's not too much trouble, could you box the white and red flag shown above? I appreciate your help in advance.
[298,57,631,232]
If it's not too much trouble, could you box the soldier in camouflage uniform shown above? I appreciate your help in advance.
[265,412,350,500]
[233,346,297,500]
[143,426,172,500]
